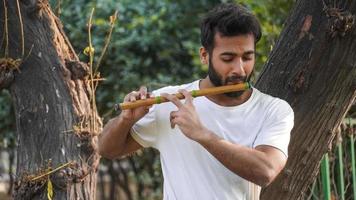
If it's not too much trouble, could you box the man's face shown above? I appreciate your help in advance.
[202,33,255,97]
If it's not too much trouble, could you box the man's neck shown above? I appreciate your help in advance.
[199,77,252,107]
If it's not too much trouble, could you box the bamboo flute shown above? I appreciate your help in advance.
[116,82,251,110]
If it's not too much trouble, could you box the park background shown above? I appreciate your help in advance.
[0,0,355,199]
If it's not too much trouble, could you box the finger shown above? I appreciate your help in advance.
[170,111,178,120]
[170,118,175,129]
[169,111,178,129]
[129,91,139,102]
[124,91,137,102]
[139,86,148,100]
[161,93,184,108]
[170,116,180,129]
[123,94,131,102]
[179,89,193,105]
[144,106,150,114]
[148,92,154,98]
[129,95,136,102]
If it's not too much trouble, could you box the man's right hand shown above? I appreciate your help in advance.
[121,86,152,124]
[99,86,149,159]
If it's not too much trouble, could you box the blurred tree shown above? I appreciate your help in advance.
[1,0,102,199]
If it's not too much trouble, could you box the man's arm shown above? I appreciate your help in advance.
[162,89,289,187]
[197,131,286,187]
[98,115,142,159]
[98,87,150,159]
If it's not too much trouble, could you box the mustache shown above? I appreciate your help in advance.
[225,75,247,84]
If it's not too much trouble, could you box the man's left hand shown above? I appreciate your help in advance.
[161,89,208,141]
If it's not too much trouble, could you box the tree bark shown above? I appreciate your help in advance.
[257,0,356,199]
[0,0,102,199]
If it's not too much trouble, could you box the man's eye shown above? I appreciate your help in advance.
[243,56,253,61]
[222,57,233,62]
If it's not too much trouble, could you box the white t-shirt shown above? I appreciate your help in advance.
[131,80,294,200]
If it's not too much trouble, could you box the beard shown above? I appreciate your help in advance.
[208,58,251,98]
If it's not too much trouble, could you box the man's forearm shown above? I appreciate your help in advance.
[196,130,281,187]
[98,115,134,159]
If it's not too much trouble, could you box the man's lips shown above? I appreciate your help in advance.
[226,80,244,85]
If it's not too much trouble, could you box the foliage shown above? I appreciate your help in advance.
[239,0,294,78]
[57,0,224,119]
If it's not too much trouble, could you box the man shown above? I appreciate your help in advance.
[99,3,294,199]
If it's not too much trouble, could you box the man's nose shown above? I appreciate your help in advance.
[231,58,246,75]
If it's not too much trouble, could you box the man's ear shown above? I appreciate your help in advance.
[199,47,209,65]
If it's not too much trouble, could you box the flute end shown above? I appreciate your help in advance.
[246,82,252,89]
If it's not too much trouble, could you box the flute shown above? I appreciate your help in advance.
[115,82,251,111]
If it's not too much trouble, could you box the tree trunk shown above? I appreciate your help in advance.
[0,0,102,199]
[257,0,356,199]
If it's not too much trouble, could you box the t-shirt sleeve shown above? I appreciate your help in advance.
[130,104,159,148]
[253,100,294,157]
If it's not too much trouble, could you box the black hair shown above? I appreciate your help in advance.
[200,3,262,53]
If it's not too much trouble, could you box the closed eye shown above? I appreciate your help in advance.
[243,51,255,61]
[222,58,233,62]
[221,56,234,62]
[242,56,253,61]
